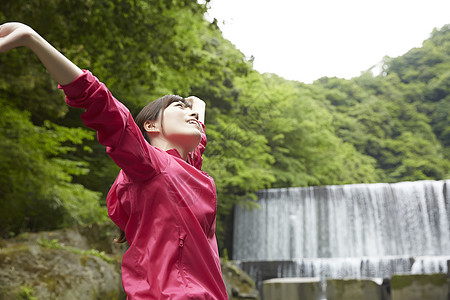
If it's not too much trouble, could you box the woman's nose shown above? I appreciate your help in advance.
[189,110,199,120]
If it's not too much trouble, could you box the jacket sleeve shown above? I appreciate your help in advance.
[59,70,166,181]
[188,121,207,170]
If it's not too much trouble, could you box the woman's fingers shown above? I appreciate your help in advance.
[0,22,34,53]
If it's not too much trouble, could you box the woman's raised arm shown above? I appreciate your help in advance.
[0,22,82,85]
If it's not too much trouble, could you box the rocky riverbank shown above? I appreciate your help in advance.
[0,222,259,300]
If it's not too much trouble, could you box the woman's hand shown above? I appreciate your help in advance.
[0,22,82,85]
[0,22,37,53]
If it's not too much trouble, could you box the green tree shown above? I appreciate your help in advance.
[0,101,105,237]
[1,0,449,246]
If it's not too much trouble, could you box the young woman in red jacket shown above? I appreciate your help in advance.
[0,22,228,300]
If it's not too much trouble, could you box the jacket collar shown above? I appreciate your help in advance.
[166,148,182,159]
[166,148,193,165]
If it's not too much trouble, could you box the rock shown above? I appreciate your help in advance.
[390,273,448,300]
[0,224,258,300]
[0,223,127,299]
[262,277,321,300]
[221,260,260,299]
[326,278,389,300]
[0,243,124,300]
[11,221,128,256]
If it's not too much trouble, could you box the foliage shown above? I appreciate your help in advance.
[234,72,378,187]
[313,29,450,182]
[37,238,115,264]
[0,0,449,251]
[17,286,37,300]
[381,24,450,160]
[0,100,106,237]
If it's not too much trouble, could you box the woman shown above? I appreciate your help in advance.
[0,22,228,299]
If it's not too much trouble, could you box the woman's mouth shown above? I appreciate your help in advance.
[187,119,201,130]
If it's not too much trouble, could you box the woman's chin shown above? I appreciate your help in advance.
[169,132,201,150]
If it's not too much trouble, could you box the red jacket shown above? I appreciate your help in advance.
[60,70,228,299]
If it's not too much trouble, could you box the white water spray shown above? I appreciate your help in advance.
[233,180,450,279]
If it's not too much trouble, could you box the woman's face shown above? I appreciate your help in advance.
[160,101,202,150]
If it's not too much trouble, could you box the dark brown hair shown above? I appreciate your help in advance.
[113,95,191,244]
[135,94,192,143]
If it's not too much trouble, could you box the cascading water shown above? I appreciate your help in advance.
[233,180,450,284]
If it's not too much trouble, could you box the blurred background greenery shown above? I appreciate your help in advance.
[0,0,448,255]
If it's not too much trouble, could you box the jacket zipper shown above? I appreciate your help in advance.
[178,237,188,287]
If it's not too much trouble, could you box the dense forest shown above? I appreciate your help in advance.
[0,0,448,254]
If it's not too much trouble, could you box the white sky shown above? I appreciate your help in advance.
[203,0,450,83]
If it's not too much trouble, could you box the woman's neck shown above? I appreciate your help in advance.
[151,139,190,161]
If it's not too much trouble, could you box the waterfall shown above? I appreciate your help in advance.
[233,180,450,280]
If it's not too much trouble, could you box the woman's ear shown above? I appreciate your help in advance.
[144,120,160,133]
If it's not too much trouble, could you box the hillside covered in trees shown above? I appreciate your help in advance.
[0,0,448,251]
